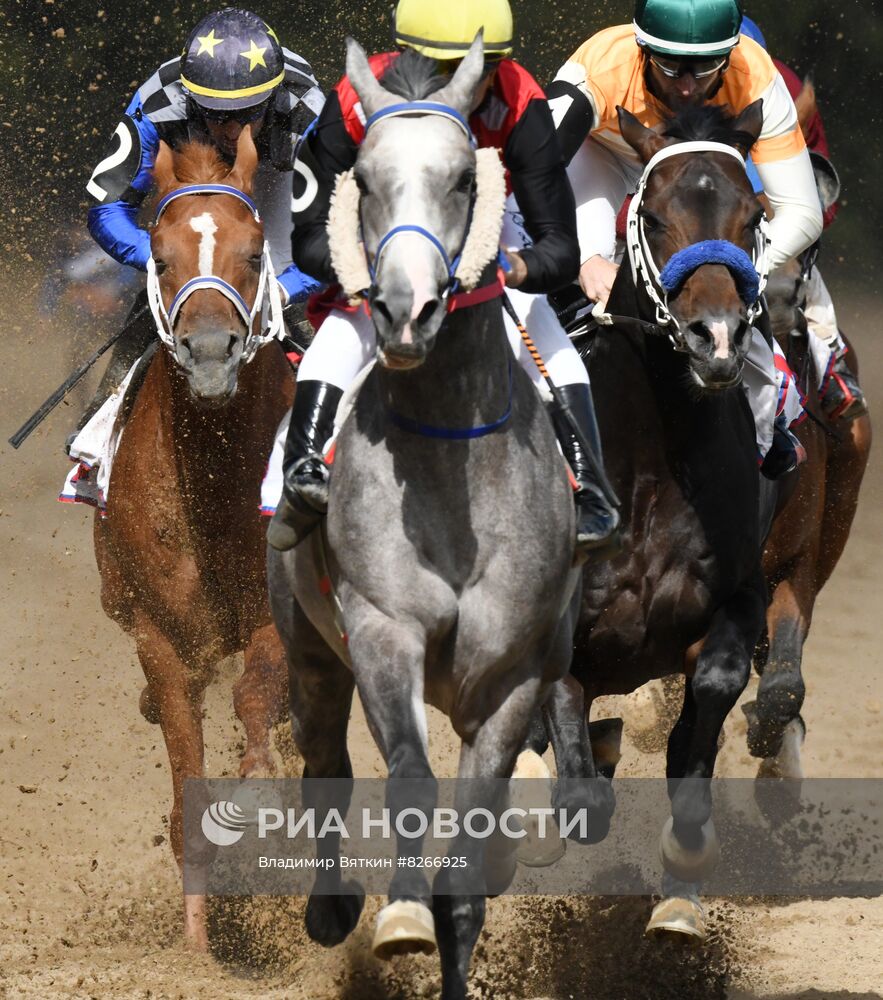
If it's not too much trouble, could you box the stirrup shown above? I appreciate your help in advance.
[574,490,622,558]
[289,454,330,512]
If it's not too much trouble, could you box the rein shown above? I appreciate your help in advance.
[604,140,772,352]
[146,183,284,364]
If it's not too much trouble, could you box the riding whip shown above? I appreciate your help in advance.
[8,304,150,450]
[501,292,620,509]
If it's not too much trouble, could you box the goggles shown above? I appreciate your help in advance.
[199,99,271,125]
[649,53,730,80]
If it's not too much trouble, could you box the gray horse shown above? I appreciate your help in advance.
[268,35,582,1000]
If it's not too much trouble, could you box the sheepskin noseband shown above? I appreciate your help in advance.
[327,146,507,300]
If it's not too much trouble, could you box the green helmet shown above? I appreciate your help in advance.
[634,0,743,57]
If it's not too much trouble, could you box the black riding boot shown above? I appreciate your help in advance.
[266,380,343,552]
[551,383,621,558]
[67,291,157,452]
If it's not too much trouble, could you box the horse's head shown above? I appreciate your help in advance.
[619,102,766,390]
[148,131,274,404]
[344,36,486,369]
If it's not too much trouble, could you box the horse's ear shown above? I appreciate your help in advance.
[435,32,485,116]
[226,125,259,195]
[730,98,764,157]
[345,36,395,119]
[617,106,673,164]
[794,77,817,139]
[153,140,177,193]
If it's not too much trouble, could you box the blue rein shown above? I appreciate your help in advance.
[388,359,513,440]
[659,240,760,306]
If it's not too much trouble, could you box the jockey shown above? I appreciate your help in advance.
[740,14,867,422]
[268,0,621,554]
[78,8,324,433]
[548,0,824,478]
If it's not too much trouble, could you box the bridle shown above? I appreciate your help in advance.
[622,140,771,351]
[360,101,479,306]
[146,183,284,364]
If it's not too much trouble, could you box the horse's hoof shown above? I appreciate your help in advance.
[645,896,706,942]
[305,880,365,947]
[139,684,160,725]
[511,750,566,867]
[372,900,437,960]
[230,778,284,823]
[756,717,806,782]
[659,816,719,883]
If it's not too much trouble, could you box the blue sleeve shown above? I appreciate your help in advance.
[87,202,152,270]
[276,263,324,303]
[86,91,159,270]
[745,156,765,195]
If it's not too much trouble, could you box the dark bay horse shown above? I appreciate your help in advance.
[545,102,777,939]
[268,37,583,1000]
[94,133,293,948]
[744,248,871,780]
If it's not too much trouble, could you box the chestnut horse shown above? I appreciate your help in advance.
[743,248,872,780]
[93,132,293,948]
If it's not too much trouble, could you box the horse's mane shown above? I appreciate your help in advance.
[380,49,448,100]
[662,104,755,152]
[167,141,231,184]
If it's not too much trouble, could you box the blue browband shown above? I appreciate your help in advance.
[154,184,261,225]
[364,101,477,147]
[659,240,761,306]
[388,359,513,440]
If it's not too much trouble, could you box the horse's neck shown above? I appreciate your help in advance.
[375,299,512,431]
[154,345,286,502]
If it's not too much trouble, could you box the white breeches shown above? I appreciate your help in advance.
[745,330,805,457]
[297,292,590,392]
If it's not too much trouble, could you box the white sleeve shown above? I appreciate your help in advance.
[756,149,823,270]
[567,138,634,264]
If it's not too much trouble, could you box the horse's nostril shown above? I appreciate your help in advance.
[688,321,711,342]
[227,335,237,358]
[416,299,439,327]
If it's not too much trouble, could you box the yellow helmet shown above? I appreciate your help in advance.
[393,0,514,61]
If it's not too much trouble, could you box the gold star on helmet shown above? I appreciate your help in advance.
[196,29,223,57]
[240,39,268,72]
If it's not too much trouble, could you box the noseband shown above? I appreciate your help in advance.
[625,141,771,351]
[361,101,478,302]
[146,183,284,364]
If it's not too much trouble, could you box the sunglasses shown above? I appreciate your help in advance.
[200,100,270,125]
[649,54,729,80]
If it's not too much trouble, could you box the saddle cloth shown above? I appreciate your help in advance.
[58,354,146,515]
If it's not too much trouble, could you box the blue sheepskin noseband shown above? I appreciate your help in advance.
[659,240,760,306]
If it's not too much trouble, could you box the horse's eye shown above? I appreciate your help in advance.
[455,169,475,194]
[354,172,370,196]
[640,211,661,233]
[747,210,764,231]
[248,254,262,271]
[153,259,167,275]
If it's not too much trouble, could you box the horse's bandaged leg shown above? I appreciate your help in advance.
[296,308,377,390]
[503,287,589,392]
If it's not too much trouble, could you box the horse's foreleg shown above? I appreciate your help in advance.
[436,667,551,1000]
[649,576,765,941]
[279,599,362,948]
[132,609,209,951]
[234,622,287,779]
[744,568,814,772]
[347,614,439,960]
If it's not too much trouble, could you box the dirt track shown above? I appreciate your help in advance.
[1,273,880,999]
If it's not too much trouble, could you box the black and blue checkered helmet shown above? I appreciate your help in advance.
[180,8,285,110]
